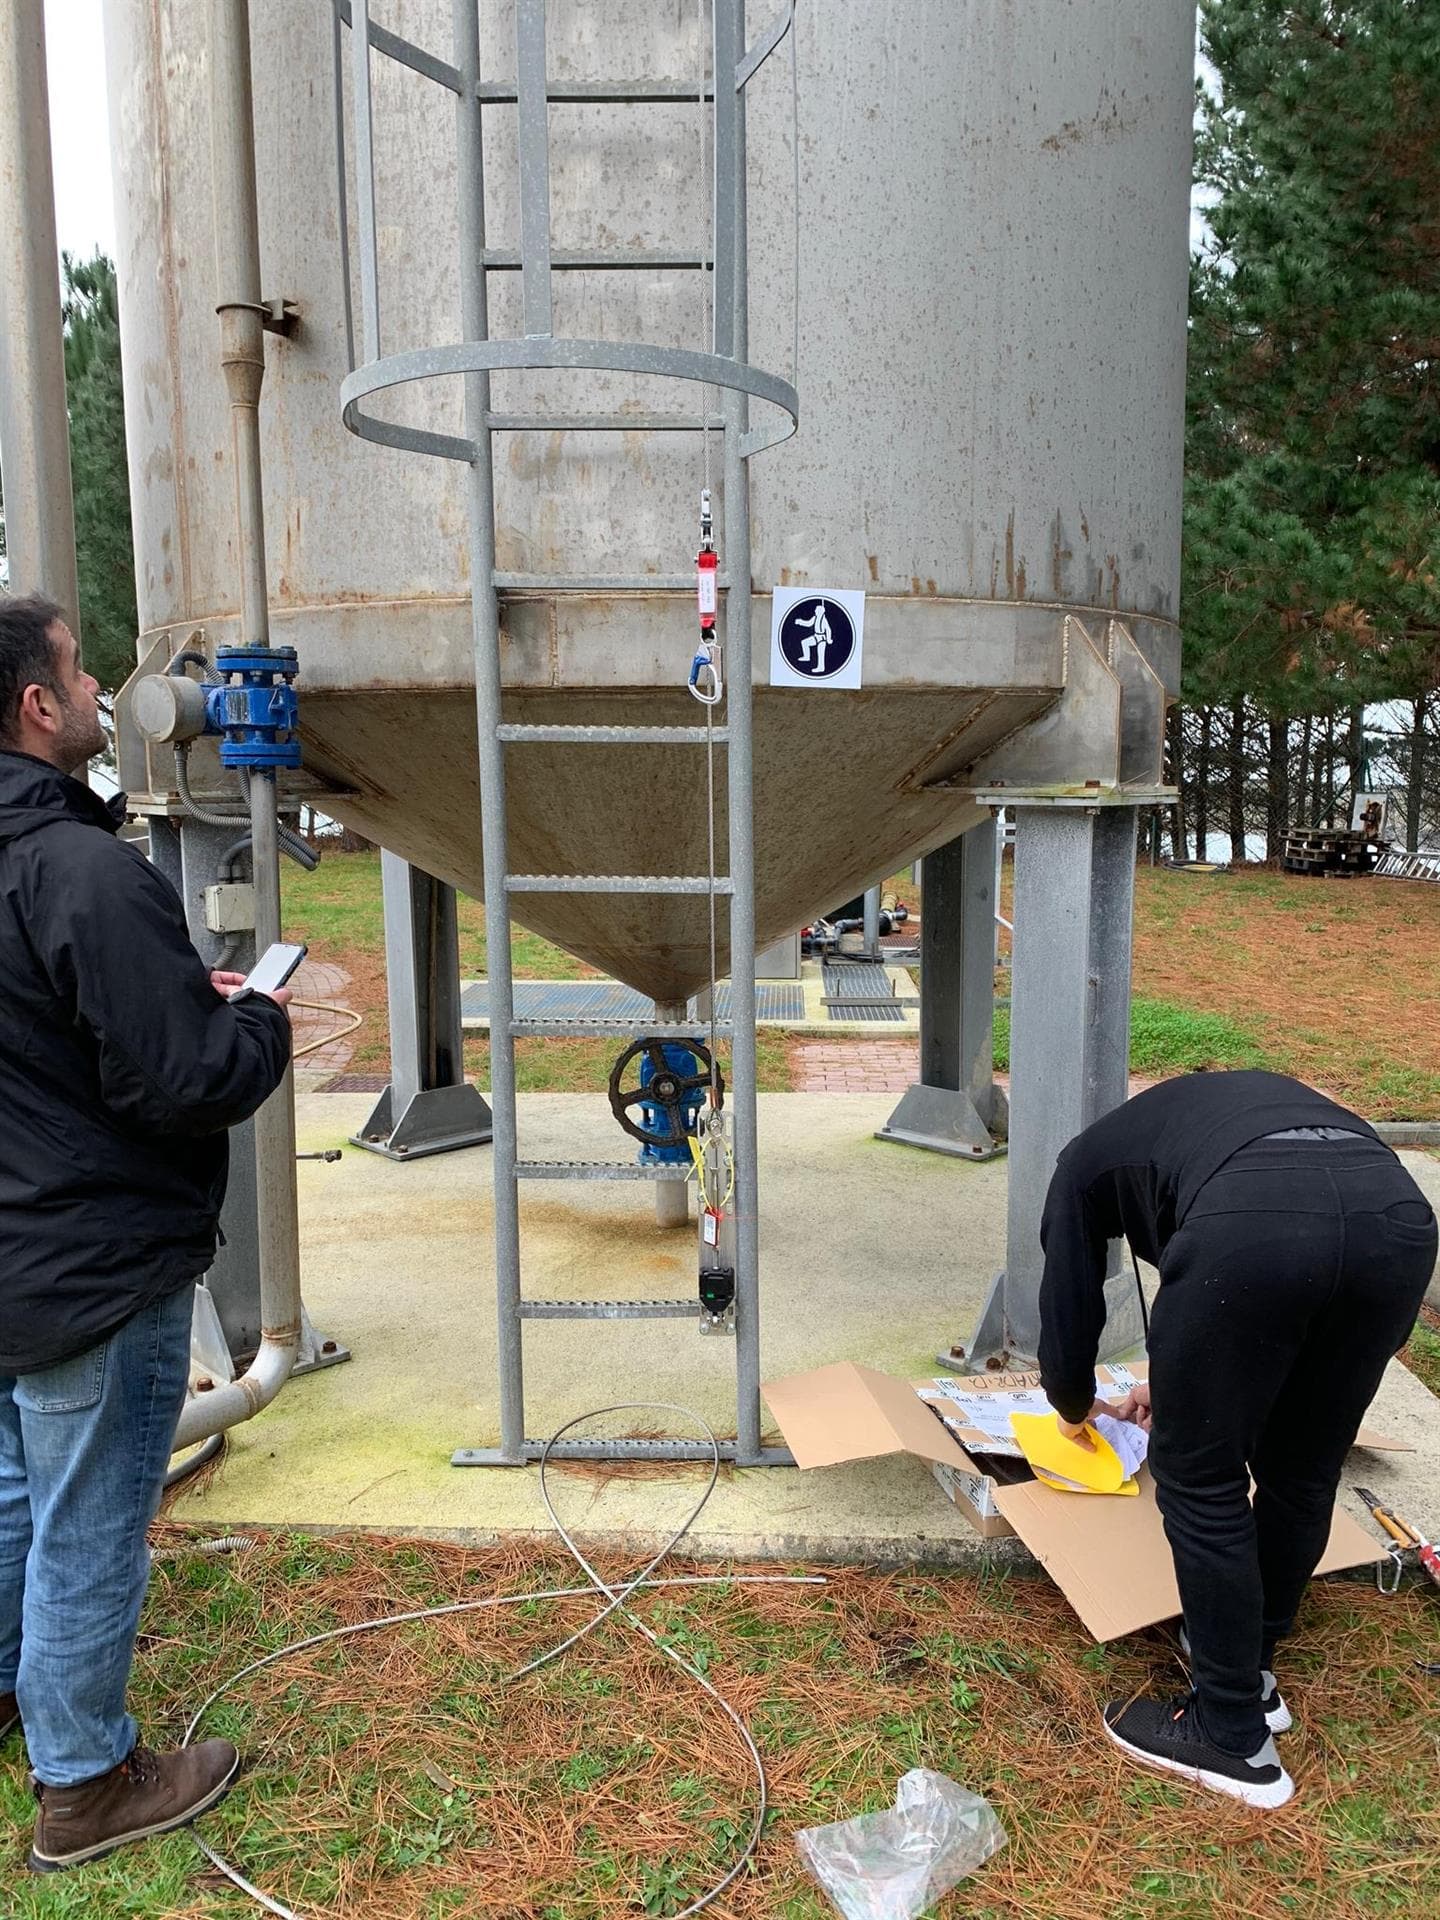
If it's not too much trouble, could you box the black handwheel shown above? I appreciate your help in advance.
[607,1037,722,1148]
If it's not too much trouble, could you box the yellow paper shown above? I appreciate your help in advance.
[1032,1465,1139,1496]
[1010,1412,1127,1494]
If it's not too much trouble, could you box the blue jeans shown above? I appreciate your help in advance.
[0,1284,194,1786]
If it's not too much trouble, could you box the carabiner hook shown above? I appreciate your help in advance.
[1376,1544,1405,1595]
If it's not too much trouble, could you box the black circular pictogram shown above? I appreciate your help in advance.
[778,596,855,680]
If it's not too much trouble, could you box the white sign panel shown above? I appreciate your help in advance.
[769,587,866,690]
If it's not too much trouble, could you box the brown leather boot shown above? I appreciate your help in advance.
[0,1690,18,1742]
[29,1738,240,1872]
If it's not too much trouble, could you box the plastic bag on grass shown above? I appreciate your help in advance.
[795,1769,1007,1920]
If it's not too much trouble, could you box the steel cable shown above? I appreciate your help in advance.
[181,1404,821,1916]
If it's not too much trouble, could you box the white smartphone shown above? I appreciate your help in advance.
[230,940,308,1002]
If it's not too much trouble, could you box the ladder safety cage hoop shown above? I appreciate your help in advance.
[331,0,799,472]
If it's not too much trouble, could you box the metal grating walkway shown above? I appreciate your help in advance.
[821,962,895,1000]
[826,999,906,1023]
[461,981,806,1024]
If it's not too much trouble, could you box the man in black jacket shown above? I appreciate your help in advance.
[1037,1069,1436,1810]
[0,595,292,1871]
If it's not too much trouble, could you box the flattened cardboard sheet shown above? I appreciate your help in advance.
[991,1471,1386,1642]
[761,1361,975,1472]
[763,1361,1390,1643]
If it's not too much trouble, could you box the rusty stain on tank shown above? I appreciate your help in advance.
[1004,511,1015,596]
[867,555,878,582]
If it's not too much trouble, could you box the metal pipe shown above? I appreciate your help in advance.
[0,0,80,623]
[455,0,526,1462]
[211,0,270,649]
[720,0,762,1465]
[862,885,881,956]
[653,1001,691,1228]
[174,0,301,1448]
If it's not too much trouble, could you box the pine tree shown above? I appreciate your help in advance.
[1183,0,1440,848]
[62,252,139,692]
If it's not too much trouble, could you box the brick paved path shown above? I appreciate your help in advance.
[790,1040,919,1093]
[289,960,361,1073]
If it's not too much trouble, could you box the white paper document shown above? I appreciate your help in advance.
[927,1381,1150,1473]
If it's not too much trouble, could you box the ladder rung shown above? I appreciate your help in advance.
[494,572,724,592]
[510,1018,734,1039]
[518,1299,697,1320]
[516,1160,690,1181]
[488,413,725,434]
[497,724,729,745]
[478,81,715,105]
[483,249,709,272]
[506,874,733,895]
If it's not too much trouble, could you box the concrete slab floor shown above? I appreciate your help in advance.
[173,1102,1440,1576]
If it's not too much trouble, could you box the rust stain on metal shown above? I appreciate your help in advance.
[926,579,937,595]
[149,0,192,616]
[910,575,921,596]
[1004,512,1015,596]
[1051,513,1072,595]
[867,554,879,582]
[1079,508,1090,543]
[1015,557,1027,598]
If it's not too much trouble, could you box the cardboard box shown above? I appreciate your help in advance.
[761,1360,1393,1642]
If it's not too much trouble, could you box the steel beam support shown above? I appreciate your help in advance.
[966,805,1144,1365]
[876,818,1006,1161]
[354,851,493,1160]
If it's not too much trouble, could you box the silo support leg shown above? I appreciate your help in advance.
[877,817,1006,1161]
[963,803,1145,1369]
[353,851,493,1161]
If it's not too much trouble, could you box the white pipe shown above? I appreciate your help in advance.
[174,0,301,1449]
[0,0,81,620]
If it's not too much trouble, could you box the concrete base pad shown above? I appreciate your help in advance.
[173,1098,1440,1571]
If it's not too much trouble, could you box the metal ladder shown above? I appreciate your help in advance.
[335,0,798,1465]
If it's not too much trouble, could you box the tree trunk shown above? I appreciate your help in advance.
[1166,702,1188,860]
[1323,712,1336,825]
[1228,700,1247,862]
[1194,707,1212,860]
[1266,711,1290,860]
[1295,712,1313,825]
[1406,694,1429,853]
[1346,702,1366,823]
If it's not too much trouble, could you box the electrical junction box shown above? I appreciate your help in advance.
[204,882,256,934]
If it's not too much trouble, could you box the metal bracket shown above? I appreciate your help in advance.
[262,297,300,337]
[352,1082,494,1161]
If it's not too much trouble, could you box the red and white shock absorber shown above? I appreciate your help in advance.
[689,489,722,705]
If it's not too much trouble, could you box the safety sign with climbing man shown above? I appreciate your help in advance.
[769,586,866,690]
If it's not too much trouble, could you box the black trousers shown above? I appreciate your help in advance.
[1147,1133,1436,1753]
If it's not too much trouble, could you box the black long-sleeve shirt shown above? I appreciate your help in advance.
[1036,1071,1381,1422]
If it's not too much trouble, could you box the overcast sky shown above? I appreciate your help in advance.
[46,1,115,262]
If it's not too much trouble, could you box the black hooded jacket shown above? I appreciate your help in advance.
[0,750,291,1373]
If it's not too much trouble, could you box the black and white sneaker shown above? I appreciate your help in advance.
[1178,1626,1292,1734]
[1103,1695,1294,1809]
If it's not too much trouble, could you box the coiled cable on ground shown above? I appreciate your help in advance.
[182,1404,821,1918]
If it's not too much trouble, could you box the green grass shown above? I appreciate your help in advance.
[993,994,1269,1077]
[283,848,593,981]
[6,1535,1439,1919]
[1401,1315,1440,1397]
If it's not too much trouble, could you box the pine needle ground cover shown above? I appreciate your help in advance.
[2,1530,1435,1920]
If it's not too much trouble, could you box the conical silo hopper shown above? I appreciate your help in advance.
[107,0,1189,1002]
